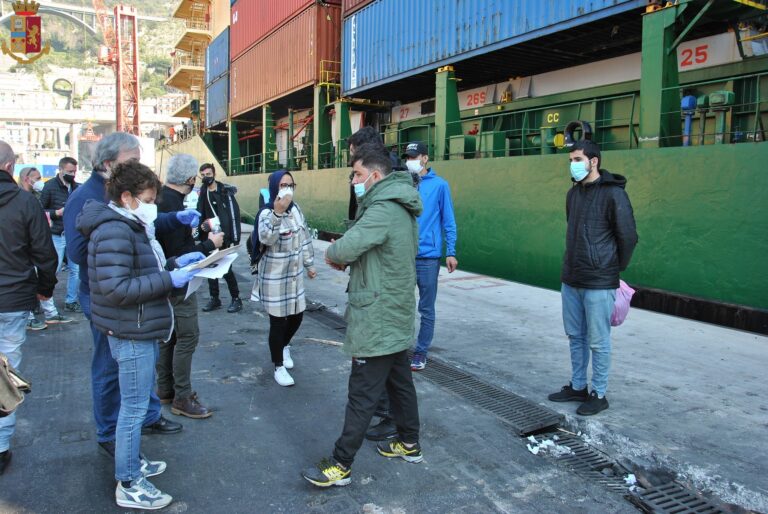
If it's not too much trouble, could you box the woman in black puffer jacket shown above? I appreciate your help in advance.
[76,160,203,510]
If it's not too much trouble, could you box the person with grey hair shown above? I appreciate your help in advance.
[63,132,203,456]
[155,153,222,418]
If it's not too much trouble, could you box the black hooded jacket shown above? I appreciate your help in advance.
[76,199,175,341]
[561,169,638,289]
[197,181,241,248]
[0,171,58,311]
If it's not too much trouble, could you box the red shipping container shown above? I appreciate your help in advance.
[341,0,375,18]
[230,0,341,61]
[230,3,341,117]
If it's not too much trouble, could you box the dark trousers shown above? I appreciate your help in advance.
[80,290,161,442]
[333,350,420,468]
[157,293,200,399]
[268,313,303,366]
[208,268,240,299]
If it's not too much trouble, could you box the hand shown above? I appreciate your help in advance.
[176,251,205,268]
[307,268,317,279]
[273,193,292,214]
[209,231,224,248]
[55,208,64,217]
[176,209,201,227]
[446,256,458,273]
[170,268,198,288]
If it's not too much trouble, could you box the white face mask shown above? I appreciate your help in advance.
[406,159,423,173]
[32,180,44,193]
[277,187,294,200]
[131,198,158,226]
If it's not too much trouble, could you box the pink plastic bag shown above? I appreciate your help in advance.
[611,280,635,327]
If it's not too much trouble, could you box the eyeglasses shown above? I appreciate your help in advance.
[279,183,296,189]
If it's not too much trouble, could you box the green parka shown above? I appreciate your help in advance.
[326,171,423,358]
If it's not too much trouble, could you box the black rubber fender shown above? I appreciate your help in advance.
[564,120,593,147]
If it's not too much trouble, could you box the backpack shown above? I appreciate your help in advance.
[246,188,270,273]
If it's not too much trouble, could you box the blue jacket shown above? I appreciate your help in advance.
[64,171,181,295]
[416,169,457,258]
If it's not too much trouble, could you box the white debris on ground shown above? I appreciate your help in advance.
[526,435,573,457]
[624,473,638,492]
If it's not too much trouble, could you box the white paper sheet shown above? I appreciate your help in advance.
[185,253,239,300]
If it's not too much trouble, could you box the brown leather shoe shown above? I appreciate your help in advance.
[171,392,212,419]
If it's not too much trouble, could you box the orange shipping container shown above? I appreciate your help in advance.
[230,4,341,117]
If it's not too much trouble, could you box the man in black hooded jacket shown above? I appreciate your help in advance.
[548,140,637,416]
[0,140,57,474]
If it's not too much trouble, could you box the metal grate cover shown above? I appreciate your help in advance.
[418,357,563,435]
[634,482,726,514]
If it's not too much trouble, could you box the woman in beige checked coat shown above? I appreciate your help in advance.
[256,171,316,386]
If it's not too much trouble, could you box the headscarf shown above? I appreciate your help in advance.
[265,170,295,213]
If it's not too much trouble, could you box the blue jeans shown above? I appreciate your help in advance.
[108,336,158,482]
[0,311,28,453]
[52,234,79,304]
[414,258,440,356]
[81,292,160,442]
[561,283,616,397]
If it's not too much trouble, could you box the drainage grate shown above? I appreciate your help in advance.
[418,356,563,435]
[306,306,347,330]
[632,483,726,514]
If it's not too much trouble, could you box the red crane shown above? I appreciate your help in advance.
[94,1,141,135]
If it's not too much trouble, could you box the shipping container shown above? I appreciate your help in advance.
[342,0,374,18]
[206,74,229,128]
[206,27,229,86]
[342,0,647,96]
[230,3,341,117]
[230,0,341,61]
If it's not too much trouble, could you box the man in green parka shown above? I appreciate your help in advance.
[302,145,424,488]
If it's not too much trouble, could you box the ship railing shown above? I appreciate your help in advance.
[184,19,210,32]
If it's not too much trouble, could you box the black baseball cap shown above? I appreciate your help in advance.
[402,142,428,158]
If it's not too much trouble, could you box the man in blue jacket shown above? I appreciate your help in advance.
[403,142,458,371]
[64,132,199,456]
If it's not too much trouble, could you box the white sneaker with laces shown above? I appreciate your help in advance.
[283,345,294,369]
[274,366,295,386]
[115,476,172,510]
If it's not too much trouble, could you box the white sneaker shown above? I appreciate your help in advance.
[115,476,172,510]
[283,345,294,369]
[274,366,295,387]
[140,454,167,477]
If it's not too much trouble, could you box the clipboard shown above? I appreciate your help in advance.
[186,245,241,271]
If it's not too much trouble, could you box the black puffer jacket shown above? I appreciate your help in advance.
[40,174,77,235]
[0,171,57,311]
[76,199,175,341]
[561,169,638,289]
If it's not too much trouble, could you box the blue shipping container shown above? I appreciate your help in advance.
[206,28,229,86]
[342,0,646,95]
[206,74,229,128]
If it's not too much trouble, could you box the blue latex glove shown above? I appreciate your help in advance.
[175,252,205,268]
[170,268,198,288]
[175,209,201,227]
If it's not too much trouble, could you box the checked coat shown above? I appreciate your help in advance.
[256,204,314,317]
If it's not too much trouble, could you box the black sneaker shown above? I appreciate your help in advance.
[365,418,398,441]
[576,391,609,416]
[547,383,589,403]
[141,415,183,435]
[301,457,351,487]
[202,298,222,312]
[376,440,423,463]
[227,298,242,313]
[64,302,83,313]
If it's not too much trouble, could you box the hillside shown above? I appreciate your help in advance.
[0,0,183,98]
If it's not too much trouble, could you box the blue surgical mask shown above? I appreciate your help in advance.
[570,161,589,182]
[353,173,373,198]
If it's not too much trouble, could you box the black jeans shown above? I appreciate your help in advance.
[268,313,303,366]
[207,268,239,299]
[333,350,420,468]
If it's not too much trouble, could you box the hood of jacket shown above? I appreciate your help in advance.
[358,170,423,219]
[76,198,143,238]
[575,169,627,189]
[0,170,20,207]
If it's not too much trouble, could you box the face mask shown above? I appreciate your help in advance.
[353,173,374,198]
[32,180,44,193]
[406,160,423,173]
[63,173,75,184]
[277,187,294,200]
[569,161,589,182]
[202,176,214,187]
[131,198,158,226]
